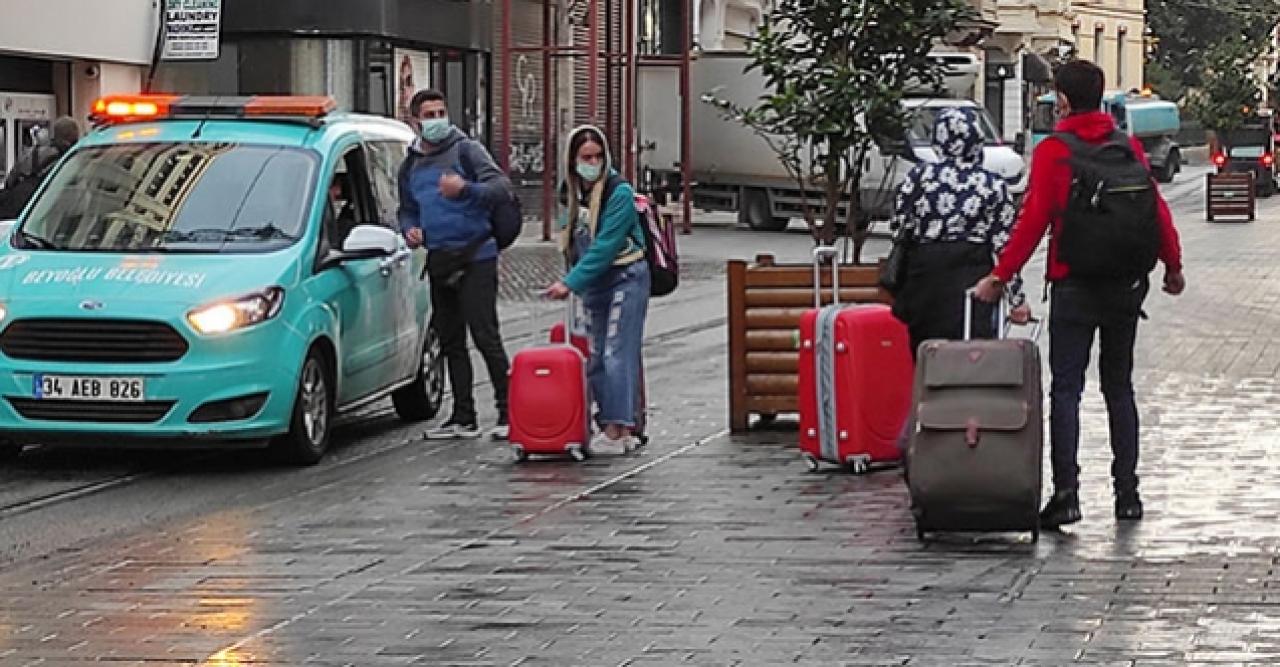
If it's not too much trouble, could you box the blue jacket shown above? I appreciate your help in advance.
[397,127,512,263]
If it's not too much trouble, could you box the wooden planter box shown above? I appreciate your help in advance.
[726,253,891,432]
[1206,172,1256,222]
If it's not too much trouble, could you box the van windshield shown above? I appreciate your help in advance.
[15,142,316,253]
[907,106,1002,146]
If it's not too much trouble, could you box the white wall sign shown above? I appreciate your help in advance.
[162,0,222,61]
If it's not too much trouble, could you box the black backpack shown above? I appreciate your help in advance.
[1054,131,1161,281]
[457,141,523,250]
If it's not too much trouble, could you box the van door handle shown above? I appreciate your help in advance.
[379,249,411,276]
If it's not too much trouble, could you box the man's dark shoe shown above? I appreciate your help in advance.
[1115,490,1144,520]
[1039,490,1082,528]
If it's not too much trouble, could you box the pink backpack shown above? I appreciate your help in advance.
[635,194,678,297]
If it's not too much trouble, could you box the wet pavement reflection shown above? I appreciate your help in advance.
[1,188,1280,664]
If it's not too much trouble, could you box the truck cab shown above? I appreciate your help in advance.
[1030,90,1182,183]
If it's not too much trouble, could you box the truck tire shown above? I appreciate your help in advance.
[1155,151,1179,184]
[740,188,789,231]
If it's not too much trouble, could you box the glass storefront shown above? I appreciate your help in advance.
[151,37,491,144]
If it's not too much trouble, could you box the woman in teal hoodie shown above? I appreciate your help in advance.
[544,126,650,454]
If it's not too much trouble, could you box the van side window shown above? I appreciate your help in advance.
[324,146,376,249]
[364,140,409,230]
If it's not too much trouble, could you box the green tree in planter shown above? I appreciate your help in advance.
[706,0,976,260]
[1186,38,1264,144]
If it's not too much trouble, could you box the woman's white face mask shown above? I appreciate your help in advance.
[574,139,606,184]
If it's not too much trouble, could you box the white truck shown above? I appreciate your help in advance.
[638,52,1027,231]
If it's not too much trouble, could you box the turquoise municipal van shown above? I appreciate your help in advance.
[0,95,443,464]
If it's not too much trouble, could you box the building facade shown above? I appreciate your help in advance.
[1069,0,1145,93]
[0,0,157,183]
[154,0,493,142]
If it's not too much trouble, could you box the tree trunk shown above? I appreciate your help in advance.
[818,153,842,246]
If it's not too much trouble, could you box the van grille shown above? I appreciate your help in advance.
[0,319,188,363]
[7,398,175,423]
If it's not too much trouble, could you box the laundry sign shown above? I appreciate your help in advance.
[162,0,223,61]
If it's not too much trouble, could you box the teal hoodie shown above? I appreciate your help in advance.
[559,125,645,293]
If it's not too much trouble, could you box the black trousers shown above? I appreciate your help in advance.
[429,259,509,424]
[1048,278,1148,495]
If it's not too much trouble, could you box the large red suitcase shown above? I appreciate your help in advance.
[550,322,649,445]
[509,304,591,462]
[797,247,913,473]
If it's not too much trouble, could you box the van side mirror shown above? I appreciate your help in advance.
[1013,132,1027,155]
[321,224,399,271]
[341,224,398,257]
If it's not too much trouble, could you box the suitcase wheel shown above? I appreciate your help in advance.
[802,454,821,473]
[846,455,871,475]
[568,445,587,462]
[511,445,528,463]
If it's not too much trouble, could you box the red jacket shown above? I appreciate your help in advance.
[992,111,1183,283]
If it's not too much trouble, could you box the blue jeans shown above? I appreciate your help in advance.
[1049,279,1147,495]
[580,261,650,427]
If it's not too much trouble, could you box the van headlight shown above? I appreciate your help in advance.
[187,287,284,335]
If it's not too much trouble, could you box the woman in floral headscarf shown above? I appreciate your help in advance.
[889,107,1027,355]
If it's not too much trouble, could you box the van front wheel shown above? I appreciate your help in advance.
[272,350,333,465]
[392,328,445,422]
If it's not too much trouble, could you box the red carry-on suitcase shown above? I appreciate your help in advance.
[550,321,649,445]
[509,300,591,462]
[906,292,1043,542]
[798,246,913,473]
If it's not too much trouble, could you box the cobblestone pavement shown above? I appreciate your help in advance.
[497,242,726,303]
[9,168,1280,665]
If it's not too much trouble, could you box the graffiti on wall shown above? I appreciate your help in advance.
[509,141,545,175]
[509,54,547,177]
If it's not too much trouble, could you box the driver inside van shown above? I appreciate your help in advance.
[328,173,358,242]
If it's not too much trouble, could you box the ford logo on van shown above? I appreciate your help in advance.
[78,300,104,311]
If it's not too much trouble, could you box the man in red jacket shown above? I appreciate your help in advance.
[973,60,1185,528]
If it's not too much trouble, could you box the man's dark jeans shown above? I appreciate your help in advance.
[430,258,509,425]
[1049,278,1148,495]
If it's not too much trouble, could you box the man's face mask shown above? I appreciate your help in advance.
[419,117,451,143]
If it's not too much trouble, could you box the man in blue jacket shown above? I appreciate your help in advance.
[399,89,513,441]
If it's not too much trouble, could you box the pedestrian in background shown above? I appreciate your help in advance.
[0,116,80,219]
[544,125,649,454]
[888,106,1028,356]
[973,60,1185,528]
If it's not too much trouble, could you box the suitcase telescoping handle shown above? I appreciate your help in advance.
[812,245,840,309]
[529,290,579,348]
[962,289,1043,341]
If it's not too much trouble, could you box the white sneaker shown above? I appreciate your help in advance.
[589,432,630,455]
[489,423,510,441]
[425,420,481,440]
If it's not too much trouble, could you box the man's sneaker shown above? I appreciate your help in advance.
[589,432,630,455]
[489,417,509,441]
[1039,490,1082,528]
[1115,490,1144,521]
[425,420,481,440]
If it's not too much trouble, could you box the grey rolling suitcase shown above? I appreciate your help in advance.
[906,291,1043,542]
